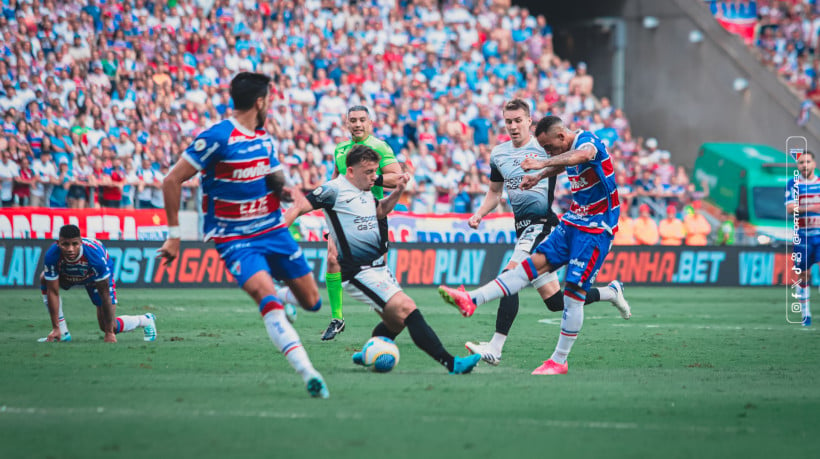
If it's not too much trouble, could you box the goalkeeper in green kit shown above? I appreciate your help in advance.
[321,105,403,340]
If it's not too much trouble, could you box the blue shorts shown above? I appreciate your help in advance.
[533,223,613,291]
[794,234,820,272]
[216,228,312,287]
[45,276,118,307]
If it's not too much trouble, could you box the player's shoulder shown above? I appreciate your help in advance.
[334,139,354,152]
[44,243,61,261]
[490,140,513,157]
[82,238,108,256]
[366,136,391,150]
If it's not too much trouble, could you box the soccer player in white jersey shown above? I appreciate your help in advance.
[284,145,482,374]
[158,72,329,398]
[463,99,631,366]
[787,151,820,326]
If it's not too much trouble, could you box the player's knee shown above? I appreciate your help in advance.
[564,283,586,304]
[544,291,564,312]
[307,297,322,312]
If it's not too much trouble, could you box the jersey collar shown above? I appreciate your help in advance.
[570,130,585,151]
[229,117,257,137]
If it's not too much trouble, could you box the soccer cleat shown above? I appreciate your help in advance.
[352,351,365,366]
[143,313,157,342]
[608,280,631,320]
[531,359,568,375]
[37,331,72,343]
[450,353,481,375]
[321,318,345,341]
[465,341,501,366]
[804,315,812,327]
[305,374,330,399]
[438,285,476,317]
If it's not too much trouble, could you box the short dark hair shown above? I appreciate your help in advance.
[230,72,271,111]
[346,145,380,167]
[347,105,370,116]
[503,99,530,116]
[535,116,564,137]
[59,224,81,239]
[806,151,816,159]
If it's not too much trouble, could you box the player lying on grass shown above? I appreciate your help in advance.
[440,115,626,375]
[463,99,630,366]
[283,145,482,374]
[39,224,156,343]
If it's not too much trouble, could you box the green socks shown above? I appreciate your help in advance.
[326,271,343,320]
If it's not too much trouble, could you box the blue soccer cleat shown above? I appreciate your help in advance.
[451,354,481,375]
[352,351,365,366]
[306,374,330,399]
[803,315,812,327]
[143,313,157,342]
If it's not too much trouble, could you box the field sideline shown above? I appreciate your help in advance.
[0,286,816,459]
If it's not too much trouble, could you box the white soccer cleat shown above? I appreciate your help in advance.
[608,280,631,320]
[465,341,501,366]
[143,313,157,342]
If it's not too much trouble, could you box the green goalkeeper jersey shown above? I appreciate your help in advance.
[333,135,398,199]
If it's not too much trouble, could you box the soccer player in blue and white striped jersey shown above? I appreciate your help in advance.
[786,151,820,326]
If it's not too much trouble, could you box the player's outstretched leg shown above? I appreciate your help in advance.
[440,258,542,317]
[260,295,329,398]
[113,314,158,341]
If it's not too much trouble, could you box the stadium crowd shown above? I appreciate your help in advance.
[0,0,703,241]
[722,0,820,114]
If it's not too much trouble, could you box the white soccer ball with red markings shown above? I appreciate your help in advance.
[362,336,400,372]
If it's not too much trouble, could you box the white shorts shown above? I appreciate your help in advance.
[343,265,402,313]
[509,223,558,289]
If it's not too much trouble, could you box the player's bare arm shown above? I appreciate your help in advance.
[521,144,597,171]
[96,279,117,343]
[376,173,409,219]
[520,166,565,190]
[378,162,404,188]
[281,188,315,228]
[44,277,62,342]
[157,158,198,263]
[469,181,504,229]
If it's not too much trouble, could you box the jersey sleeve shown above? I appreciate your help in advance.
[376,142,398,170]
[305,181,339,210]
[42,244,61,281]
[268,139,283,174]
[84,244,112,282]
[489,157,503,182]
[182,127,223,171]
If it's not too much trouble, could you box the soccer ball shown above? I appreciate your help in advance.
[361,336,400,373]
[284,303,298,324]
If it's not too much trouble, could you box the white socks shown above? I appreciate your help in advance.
[598,286,616,302]
[263,310,316,381]
[550,294,585,364]
[472,262,536,306]
[797,283,811,319]
[114,315,152,333]
[43,295,69,335]
[489,333,507,354]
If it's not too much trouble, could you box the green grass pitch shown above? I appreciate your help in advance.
[0,286,817,459]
